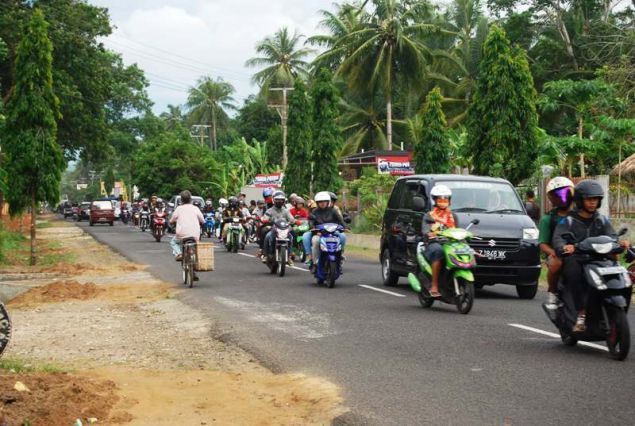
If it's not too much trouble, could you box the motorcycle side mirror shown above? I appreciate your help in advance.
[344,215,352,224]
[412,197,426,212]
[617,227,628,237]
[471,219,480,225]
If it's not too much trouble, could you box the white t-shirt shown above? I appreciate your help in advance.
[171,204,204,239]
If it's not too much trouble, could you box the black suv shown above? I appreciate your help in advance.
[380,174,541,299]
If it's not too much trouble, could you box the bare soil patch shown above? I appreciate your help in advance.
[0,371,119,426]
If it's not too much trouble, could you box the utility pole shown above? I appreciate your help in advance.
[189,125,212,148]
[268,87,294,169]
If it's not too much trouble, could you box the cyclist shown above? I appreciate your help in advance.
[169,190,204,272]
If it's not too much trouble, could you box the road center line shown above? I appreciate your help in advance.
[238,253,255,258]
[508,323,608,352]
[358,284,406,298]
[291,266,309,272]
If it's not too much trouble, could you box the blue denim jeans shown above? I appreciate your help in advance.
[303,231,346,259]
[170,236,182,256]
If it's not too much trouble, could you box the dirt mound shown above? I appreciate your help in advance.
[0,372,121,426]
[9,281,104,306]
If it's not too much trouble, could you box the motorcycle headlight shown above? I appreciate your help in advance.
[522,228,539,240]
[591,243,612,254]
[323,224,338,234]
[589,270,607,289]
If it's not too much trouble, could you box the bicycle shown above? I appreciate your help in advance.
[181,237,197,288]
[0,301,11,358]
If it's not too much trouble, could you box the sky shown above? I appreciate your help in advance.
[89,0,328,115]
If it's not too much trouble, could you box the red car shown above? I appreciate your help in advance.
[89,200,115,226]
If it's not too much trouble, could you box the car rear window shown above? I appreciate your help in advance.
[92,201,113,210]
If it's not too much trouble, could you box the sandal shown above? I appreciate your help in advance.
[429,290,442,298]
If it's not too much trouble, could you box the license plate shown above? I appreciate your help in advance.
[98,218,107,222]
[597,266,627,275]
[477,249,507,260]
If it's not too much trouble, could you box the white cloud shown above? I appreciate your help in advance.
[93,0,327,114]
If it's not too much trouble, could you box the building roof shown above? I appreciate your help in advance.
[339,150,413,165]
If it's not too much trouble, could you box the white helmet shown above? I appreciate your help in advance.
[315,191,331,203]
[430,184,452,199]
[546,176,574,193]
[219,198,228,207]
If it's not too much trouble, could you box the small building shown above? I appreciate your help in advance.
[338,150,414,181]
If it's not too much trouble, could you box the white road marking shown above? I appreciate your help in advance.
[291,265,309,272]
[238,253,255,258]
[358,285,406,298]
[508,323,609,352]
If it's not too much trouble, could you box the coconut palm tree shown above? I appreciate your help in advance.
[159,104,184,131]
[245,27,314,94]
[316,0,445,150]
[186,76,236,150]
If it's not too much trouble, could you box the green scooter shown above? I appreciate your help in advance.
[408,218,479,314]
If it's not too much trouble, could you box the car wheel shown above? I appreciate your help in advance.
[381,248,399,287]
[89,221,94,226]
[516,282,538,299]
[109,221,114,226]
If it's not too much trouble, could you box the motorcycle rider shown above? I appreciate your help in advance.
[305,191,346,269]
[221,196,244,242]
[203,199,215,214]
[553,180,629,333]
[539,177,574,309]
[262,191,295,264]
[290,197,309,219]
[169,190,204,272]
[256,188,276,254]
[422,185,458,298]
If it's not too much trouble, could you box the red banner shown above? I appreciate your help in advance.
[254,173,284,188]
[377,155,414,175]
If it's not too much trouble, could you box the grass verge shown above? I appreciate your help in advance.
[0,358,67,373]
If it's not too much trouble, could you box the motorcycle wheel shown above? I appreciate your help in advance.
[326,260,337,288]
[455,278,474,314]
[0,302,12,357]
[232,235,238,253]
[607,305,630,361]
[277,247,286,277]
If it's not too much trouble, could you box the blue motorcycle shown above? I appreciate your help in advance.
[203,212,215,238]
[313,223,345,288]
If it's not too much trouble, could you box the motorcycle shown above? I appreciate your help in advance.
[407,219,480,314]
[265,218,291,277]
[312,223,345,288]
[121,207,130,224]
[292,218,310,262]
[0,301,11,358]
[132,210,141,227]
[140,210,150,232]
[152,211,167,242]
[203,212,215,238]
[224,217,244,253]
[543,228,632,360]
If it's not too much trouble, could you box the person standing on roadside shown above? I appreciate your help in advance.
[524,189,540,223]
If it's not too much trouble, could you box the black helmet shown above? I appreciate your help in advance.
[229,196,239,208]
[574,180,604,211]
[329,191,337,201]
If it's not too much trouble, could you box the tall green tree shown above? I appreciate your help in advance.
[245,27,313,94]
[284,78,313,196]
[465,25,540,184]
[317,0,442,150]
[414,87,450,174]
[4,8,65,265]
[235,95,279,143]
[186,76,236,150]
[311,69,343,193]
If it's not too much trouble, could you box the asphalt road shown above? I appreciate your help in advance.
[78,219,635,425]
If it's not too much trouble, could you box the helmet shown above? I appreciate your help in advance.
[257,199,265,206]
[156,198,163,203]
[273,191,286,201]
[193,199,202,207]
[574,180,604,211]
[295,197,305,206]
[229,196,239,208]
[289,193,298,202]
[329,192,337,201]
[546,177,574,193]
[315,191,331,203]
[219,198,228,207]
[239,199,246,206]
[430,185,452,207]
[205,200,212,206]
[547,177,574,208]
[263,187,274,198]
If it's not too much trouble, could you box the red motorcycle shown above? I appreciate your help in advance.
[152,211,167,242]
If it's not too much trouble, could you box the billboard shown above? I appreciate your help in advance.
[254,173,284,188]
[377,155,414,176]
